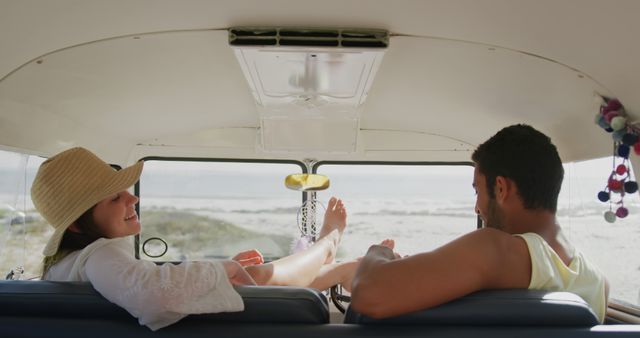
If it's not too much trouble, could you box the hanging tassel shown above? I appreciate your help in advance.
[290,235,314,254]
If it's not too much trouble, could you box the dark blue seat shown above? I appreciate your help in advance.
[0,280,329,324]
[1,282,639,338]
[344,289,600,326]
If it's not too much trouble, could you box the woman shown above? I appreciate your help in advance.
[31,147,374,330]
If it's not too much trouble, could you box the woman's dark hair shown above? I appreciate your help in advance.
[471,124,564,212]
[42,205,102,277]
[59,205,103,250]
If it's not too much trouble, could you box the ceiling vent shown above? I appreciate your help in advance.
[230,27,388,153]
[229,27,389,48]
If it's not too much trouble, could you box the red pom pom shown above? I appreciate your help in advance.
[607,98,623,111]
[608,178,623,191]
[605,111,620,123]
[634,142,640,155]
[616,164,628,175]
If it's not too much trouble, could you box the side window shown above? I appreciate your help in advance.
[0,149,47,279]
[315,163,477,260]
[560,157,640,308]
[138,160,304,262]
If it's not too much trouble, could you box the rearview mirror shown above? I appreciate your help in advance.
[285,174,330,191]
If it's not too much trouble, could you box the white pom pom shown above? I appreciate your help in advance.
[611,116,627,131]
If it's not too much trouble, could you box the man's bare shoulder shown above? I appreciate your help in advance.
[456,227,526,252]
[450,227,531,288]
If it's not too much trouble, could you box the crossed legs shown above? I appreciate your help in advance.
[244,197,351,289]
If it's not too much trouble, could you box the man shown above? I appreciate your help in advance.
[350,124,608,322]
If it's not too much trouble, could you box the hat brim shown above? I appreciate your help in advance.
[42,161,144,256]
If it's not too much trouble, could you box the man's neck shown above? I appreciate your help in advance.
[505,208,574,264]
[504,208,559,236]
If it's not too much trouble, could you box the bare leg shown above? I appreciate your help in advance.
[309,260,359,291]
[245,197,347,286]
[309,239,396,291]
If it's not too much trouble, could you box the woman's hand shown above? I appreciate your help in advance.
[232,249,264,266]
[221,260,257,286]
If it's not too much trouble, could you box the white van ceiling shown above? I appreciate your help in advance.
[1,0,638,165]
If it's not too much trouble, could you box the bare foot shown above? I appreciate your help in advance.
[379,238,402,259]
[318,197,347,242]
[380,239,395,250]
[316,197,347,264]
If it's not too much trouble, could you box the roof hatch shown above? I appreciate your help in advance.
[230,27,388,153]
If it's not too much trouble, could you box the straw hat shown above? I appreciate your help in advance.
[31,147,144,256]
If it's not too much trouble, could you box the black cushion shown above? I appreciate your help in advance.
[0,280,329,324]
[344,289,600,326]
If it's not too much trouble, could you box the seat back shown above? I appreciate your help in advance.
[345,289,600,326]
[0,280,329,324]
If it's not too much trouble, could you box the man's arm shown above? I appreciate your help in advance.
[350,228,531,318]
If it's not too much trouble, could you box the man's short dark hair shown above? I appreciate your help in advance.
[471,124,564,212]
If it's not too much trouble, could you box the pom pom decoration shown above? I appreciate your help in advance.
[616,207,629,218]
[604,210,616,223]
[605,110,619,123]
[597,191,610,202]
[613,129,626,142]
[606,98,623,112]
[611,116,627,131]
[617,144,630,158]
[596,114,610,130]
[594,96,639,222]
[622,133,639,146]
[624,181,638,194]
[608,178,623,191]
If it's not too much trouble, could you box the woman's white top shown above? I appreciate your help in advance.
[45,236,244,330]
